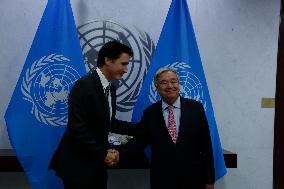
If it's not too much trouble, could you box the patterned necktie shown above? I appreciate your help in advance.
[168,105,177,144]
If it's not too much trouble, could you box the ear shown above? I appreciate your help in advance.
[105,57,112,65]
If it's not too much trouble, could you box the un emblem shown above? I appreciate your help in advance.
[21,54,81,126]
[77,20,155,112]
[149,62,207,110]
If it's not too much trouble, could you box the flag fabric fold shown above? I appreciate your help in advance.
[132,0,227,180]
[5,0,86,188]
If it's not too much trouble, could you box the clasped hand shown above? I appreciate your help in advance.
[104,149,119,167]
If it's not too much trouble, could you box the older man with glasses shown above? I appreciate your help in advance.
[122,68,215,189]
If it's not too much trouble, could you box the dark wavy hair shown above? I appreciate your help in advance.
[97,41,133,68]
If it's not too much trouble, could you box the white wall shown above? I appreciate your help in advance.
[0,0,280,188]
[189,1,280,188]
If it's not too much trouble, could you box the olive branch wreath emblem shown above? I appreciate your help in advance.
[117,30,155,111]
[21,54,70,126]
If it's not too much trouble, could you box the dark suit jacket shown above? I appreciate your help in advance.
[49,71,136,182]
[123,97,215,189]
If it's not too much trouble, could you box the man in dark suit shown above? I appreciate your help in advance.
[49,41,137,189]
[122,68,215,189]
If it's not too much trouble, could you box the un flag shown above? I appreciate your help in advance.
[132,0,227,180]
[4,0,86,188]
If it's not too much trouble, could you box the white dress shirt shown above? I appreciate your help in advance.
[162,96,181,135]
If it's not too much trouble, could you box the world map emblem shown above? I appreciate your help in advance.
[21,54,81,126]
[77,20,155,112]
[149,62,207,111]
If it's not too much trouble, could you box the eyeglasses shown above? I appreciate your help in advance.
[158,79,179,86]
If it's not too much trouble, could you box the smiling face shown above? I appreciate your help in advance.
[103,52,130,81]
[155,70,180,105]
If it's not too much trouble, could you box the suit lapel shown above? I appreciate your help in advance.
[110,84,116,120]
[176,97,188,145]
[155,101,167,132]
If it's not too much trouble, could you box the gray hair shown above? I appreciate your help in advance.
[154,67,179,86]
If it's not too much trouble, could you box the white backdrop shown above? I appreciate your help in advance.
[0,0,280,188]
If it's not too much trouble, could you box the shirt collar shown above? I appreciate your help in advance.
[162,96,181,111]
[96,67,110,89]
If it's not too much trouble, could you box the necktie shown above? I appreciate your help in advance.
[104,84,111,118]
[104,84,110,100]
[168,105,177,144]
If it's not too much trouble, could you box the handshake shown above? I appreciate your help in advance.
[104,149,119,167]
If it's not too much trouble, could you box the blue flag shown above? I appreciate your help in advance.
[4,0,86,188]
[132,0,227,180]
